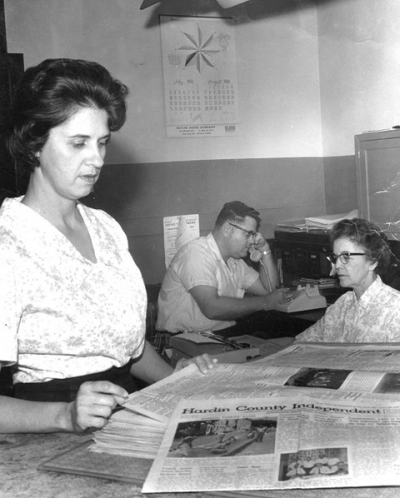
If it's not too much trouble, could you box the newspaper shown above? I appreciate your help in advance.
[94,342,400,471]
[124,342,400,423]
[142,393,400,493]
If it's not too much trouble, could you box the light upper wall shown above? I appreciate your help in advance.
[5,0,400,161]
[318,0,400,157]
[4,0,322,163]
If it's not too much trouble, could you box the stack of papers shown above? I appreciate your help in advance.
[91,409,165,459]
[298,277,337,289]
[90,336,291,460]
[275,219,308,231]
[304,209,358,230]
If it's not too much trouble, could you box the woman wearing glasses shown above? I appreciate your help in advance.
[296,218,400,342]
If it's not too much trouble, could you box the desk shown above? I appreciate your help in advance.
[290,308,326,323]
[1,431,400,498]
[0,432,141,498]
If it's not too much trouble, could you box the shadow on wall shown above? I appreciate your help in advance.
[142,0,339,28]
[82,139,140,218]
[83,164,143,219]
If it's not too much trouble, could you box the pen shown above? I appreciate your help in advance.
[201,332,244,350]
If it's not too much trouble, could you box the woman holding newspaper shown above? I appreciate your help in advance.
[0,58,216,435]
[295,218,400,342]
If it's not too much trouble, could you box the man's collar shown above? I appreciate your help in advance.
[206,233,223,261]
[206,232,239,267]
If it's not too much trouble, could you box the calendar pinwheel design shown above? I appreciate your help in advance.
[178,25,221,73]
[160,16,239,137]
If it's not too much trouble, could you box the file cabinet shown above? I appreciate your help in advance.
[274,229,332,283]
[274,227,400,292]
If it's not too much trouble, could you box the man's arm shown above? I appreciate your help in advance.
[249,235,280,294]
[258,250,280,291]
[246,251,280,296]
[189,285,287,321]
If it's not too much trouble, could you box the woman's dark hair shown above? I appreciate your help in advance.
[330,218,392,276]
[214,201,261,230]
[7,58,129,173]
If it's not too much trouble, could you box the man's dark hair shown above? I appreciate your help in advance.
[214,201,261,229]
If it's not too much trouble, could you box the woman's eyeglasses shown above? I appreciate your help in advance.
[326,252,366,265]
[228,222,256,240]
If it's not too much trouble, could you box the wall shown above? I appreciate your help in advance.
[83,157,325,282]
[318,0,400,156]
[4,0,360,283]
[317,0,400,217]
[5,0,323,162]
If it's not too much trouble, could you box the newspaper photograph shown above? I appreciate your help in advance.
[142,395,400,493]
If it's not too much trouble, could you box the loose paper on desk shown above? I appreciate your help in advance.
[163,214,199,268]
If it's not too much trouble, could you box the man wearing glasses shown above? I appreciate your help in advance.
[156,201,294,338]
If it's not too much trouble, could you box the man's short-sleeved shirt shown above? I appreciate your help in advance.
[296,276,400,343]
[0,197,147,383]
[156,233,259,333]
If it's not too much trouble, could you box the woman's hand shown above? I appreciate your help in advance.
[66,380,129,433]
[174,354,218,374]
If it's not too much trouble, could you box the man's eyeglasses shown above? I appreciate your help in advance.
[228,222,257,240]
[326,252,366,265]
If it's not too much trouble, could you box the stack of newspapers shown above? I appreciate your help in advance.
[91,408,165,459]
[91,335,289,459]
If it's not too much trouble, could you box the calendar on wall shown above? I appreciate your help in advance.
[160,15,239,138]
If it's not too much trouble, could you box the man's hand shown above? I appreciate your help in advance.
[65,381,129,433]
[266,288,295,310]
[252,232,269,252]
[174,354,218,374]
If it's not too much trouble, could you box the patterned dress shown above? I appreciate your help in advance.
[0,197,147,384]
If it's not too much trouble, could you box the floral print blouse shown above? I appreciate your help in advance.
[296,276,400,343]
[0,197,147,383]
